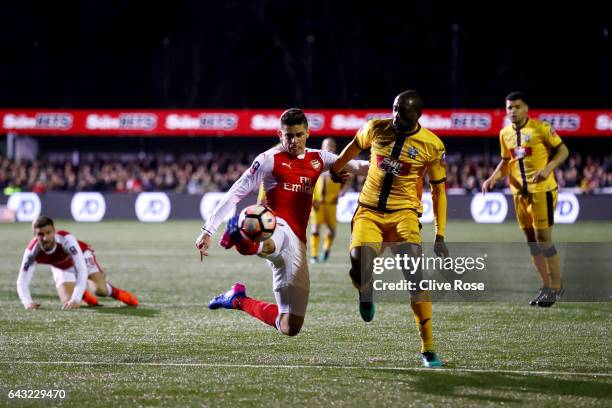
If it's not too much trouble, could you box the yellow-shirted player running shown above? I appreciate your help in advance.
[309,137,348,264]
[331,90,449,368]
[483,91,569,307]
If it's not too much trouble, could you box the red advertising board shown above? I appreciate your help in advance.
[1,109,611,136]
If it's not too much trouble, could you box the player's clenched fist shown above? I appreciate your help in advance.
[195,231,212,260]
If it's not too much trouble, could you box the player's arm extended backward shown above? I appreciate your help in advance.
[196,158,266,257]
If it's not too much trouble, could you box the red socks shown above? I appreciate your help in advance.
[235,297,278,327]
[111,287,139,306]
[82,290,99,306]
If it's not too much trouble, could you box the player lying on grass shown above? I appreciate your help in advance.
[17,216,139,310]
[196,108,368,336]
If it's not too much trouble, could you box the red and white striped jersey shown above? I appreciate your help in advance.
[17,230,90,307]
[23,231,91,270]
[204,146,368,242]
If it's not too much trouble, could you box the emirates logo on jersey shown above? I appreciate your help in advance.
[310,159,321,170]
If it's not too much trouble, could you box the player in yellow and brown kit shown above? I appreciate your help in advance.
[483,91,569,307]
[309,138,348,264]
[331,90,449,368]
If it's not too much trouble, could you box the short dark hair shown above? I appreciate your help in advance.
[32,215,54,229]
[506,91,527,104]
[280,108,308,128]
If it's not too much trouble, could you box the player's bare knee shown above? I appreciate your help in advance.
[94,287,109,297]
[396,242,422,257]
[528,242,542,256]
[281,325,302,337]
[350,246,377,265]
[278,315,303,336]
[350,246,376,288]
[535,229,551,244]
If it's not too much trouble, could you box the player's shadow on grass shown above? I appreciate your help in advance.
[20,293,58,301]
[92,306,160,318]
[399,370,611,403]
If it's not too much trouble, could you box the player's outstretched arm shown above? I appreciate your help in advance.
[428,143,449,258]
[196,154,269,260]
[482,159,509,194]
[331,139,363,174]
[195,230,212,260]
[343,159,369,176]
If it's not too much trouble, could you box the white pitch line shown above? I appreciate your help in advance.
[1,361,610,378]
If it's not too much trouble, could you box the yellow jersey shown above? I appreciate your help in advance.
[355,119,446,213]
[500,118,563,194]
[312,173,342,205]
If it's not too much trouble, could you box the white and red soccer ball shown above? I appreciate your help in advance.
[238,204,276,242]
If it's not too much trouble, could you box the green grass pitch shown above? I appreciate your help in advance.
[1,220,611,406]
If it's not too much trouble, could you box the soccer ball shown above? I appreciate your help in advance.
[238,204,276,242]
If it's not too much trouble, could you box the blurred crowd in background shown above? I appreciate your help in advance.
[2,151,611,195]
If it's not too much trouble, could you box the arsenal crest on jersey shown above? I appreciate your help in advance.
[524,133,531,142]
[407,146,419,159]
[310,159,321,170]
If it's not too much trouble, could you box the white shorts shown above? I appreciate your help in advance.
[52,250,102,288]
[274,286,309,317]
[264,217,310,317]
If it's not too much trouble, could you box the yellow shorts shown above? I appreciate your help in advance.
[350,206,421,253]
[513,190,557,230]
[310,204,337,229]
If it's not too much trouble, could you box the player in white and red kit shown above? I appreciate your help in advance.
[17,216,138,310]
[196,108,368,336]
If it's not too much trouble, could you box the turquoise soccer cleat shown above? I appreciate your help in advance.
[421,351,443,368]
[358,290,376,322]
